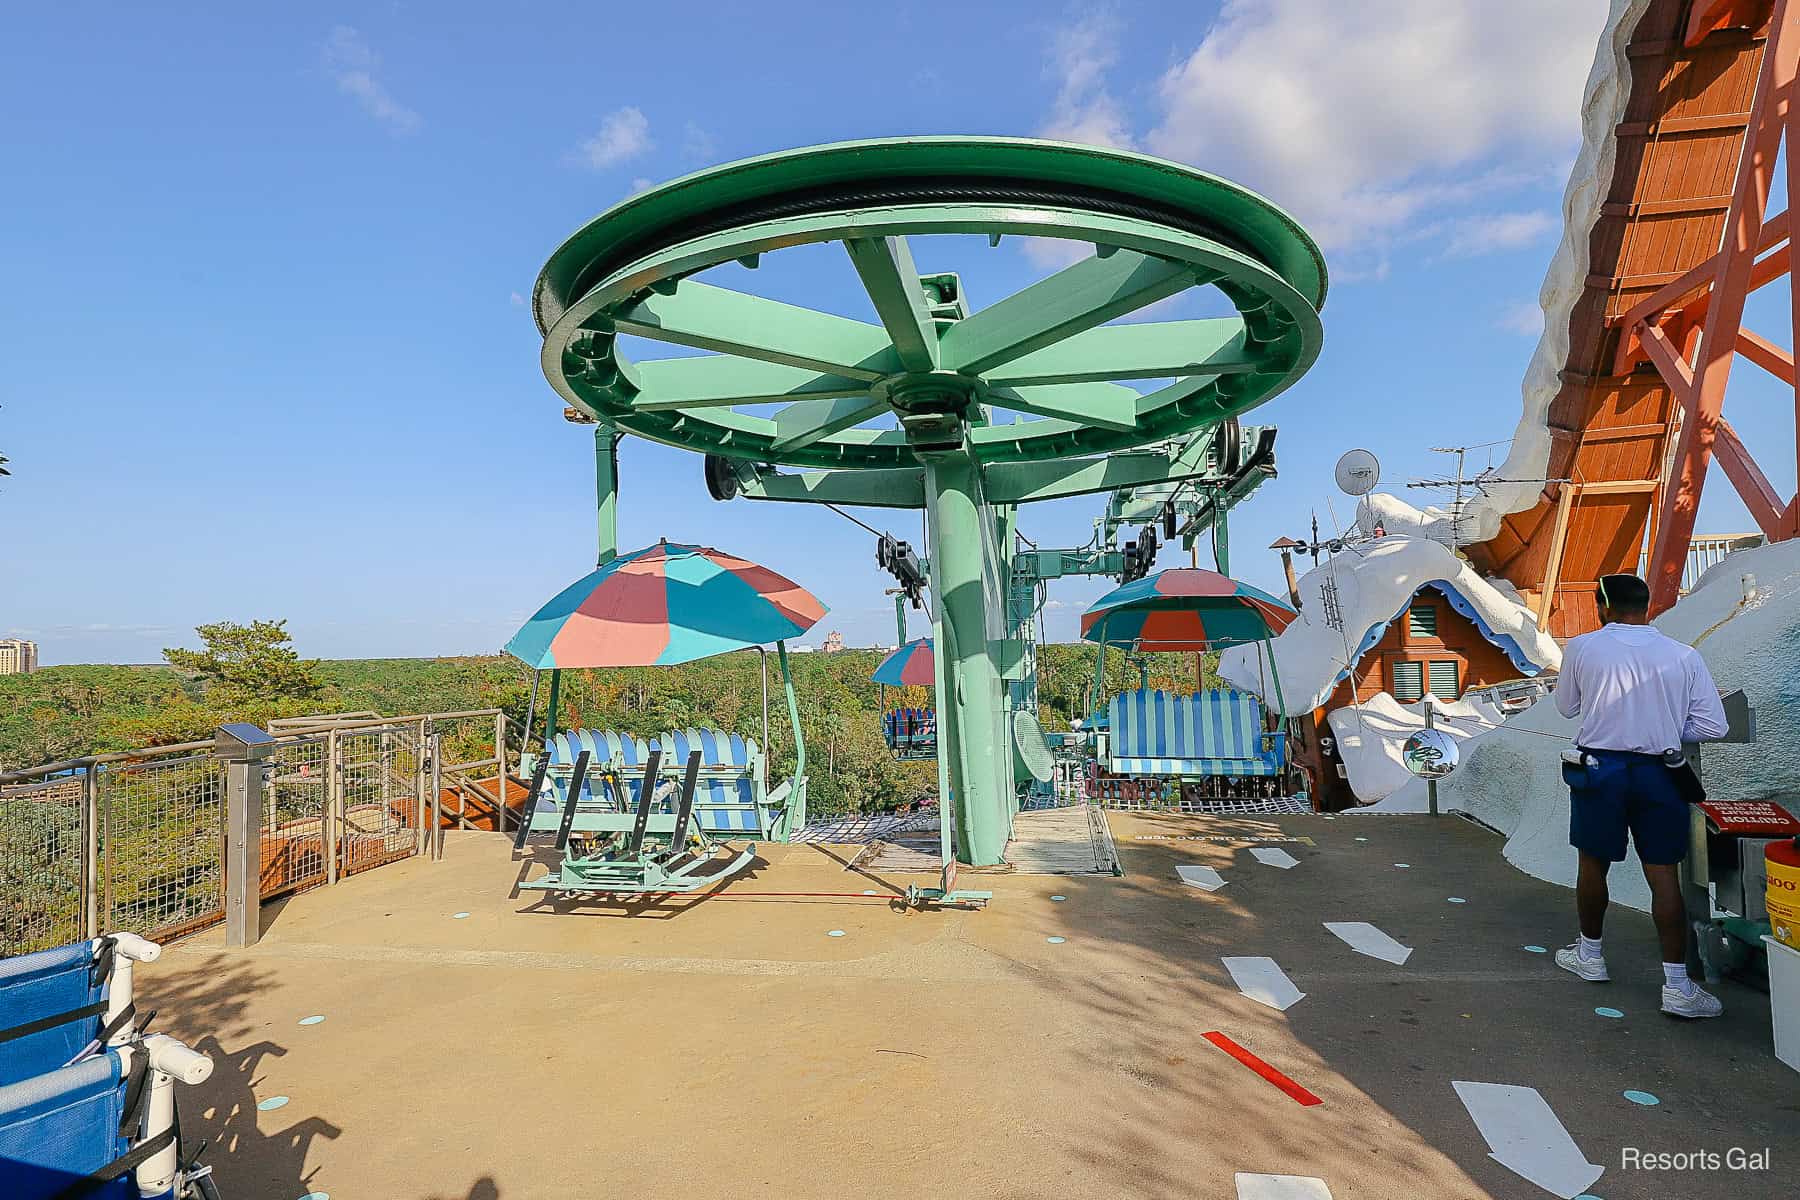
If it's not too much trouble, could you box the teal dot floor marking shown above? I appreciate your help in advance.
[257,1096,289,1111]
[1523,945,1547,953]
[862,890,877,896]
[1050,895,1067,902]
[1046,936,1067,944]
[298,1193,329,1200]
[297,1015,325,1026]
[452,912,471,919]
[1354,836,1369,842]
[1394,863,1411,869]
[1623,1089,1660,1106]
[826,930,845,937]
[1595,1007,1624,1019]
[1447,897,1467,904]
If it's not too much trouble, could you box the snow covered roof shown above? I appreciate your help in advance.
[1218,534,1562,716]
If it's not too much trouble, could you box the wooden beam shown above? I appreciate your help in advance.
[1536,485,1579,628]
[1617,112,1755,137]
[1736,327,1796,383]
[1713,417,1792,537]
[1579,478,1662,496]
[1638,322,1698,404]
[1602,194,1735,219]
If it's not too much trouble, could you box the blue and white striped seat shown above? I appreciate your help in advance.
[541,727,772,837]
[1106,688,1284,778]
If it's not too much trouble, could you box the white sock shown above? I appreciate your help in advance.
[1663,962,1696,995]
[1578,935,1604,961]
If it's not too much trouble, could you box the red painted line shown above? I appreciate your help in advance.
[1202,1031,1323,1106]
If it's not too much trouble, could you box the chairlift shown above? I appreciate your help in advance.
[872,638,936,761]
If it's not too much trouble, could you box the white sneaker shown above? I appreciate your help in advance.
[1555,944,1610,982]
[1661,984,1724,1018]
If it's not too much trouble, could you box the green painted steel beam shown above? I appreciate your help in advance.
[984,446,1230,505]
[985,381,1140,431]
[625,356,867,411]
[609,280,900,380]
[844,236,940,372]
[982,318,1254,387]
[938,250,1198,375]
[768,394,890,453]
[735,464,927,508]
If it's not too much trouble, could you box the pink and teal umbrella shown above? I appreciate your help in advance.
[505,541,827,668]
[872,638,934,686]
[1081,567,1296,652]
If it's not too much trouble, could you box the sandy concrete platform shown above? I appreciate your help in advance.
[141,813,1796,1200]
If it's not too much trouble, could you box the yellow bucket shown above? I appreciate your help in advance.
[1769,839,1800,951]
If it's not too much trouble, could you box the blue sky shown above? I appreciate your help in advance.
[2,1,1787,665]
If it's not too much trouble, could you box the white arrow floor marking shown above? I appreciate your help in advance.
[1176,864,1228,891]
[1222,956,1306,1010]
[1235,1174,1333,1200]
[1323,921,1413,965]
[1250,847,1300,869]
[1453,1081,1603,1199]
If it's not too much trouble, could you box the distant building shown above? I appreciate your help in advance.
[0,639,38,675]
[820,631,845,654]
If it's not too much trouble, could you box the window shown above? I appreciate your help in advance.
[1428,660,1461,700]
[1408,604,1438,638]
[1391,660,1424,702]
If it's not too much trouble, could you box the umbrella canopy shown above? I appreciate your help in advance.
[1081,568,1297,652]
[872,638,934,686]
[505,541,826,668]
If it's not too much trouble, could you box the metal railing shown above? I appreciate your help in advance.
[0,708,519,955]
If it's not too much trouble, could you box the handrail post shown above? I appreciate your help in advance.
[325,729,341,885]
[494,710,508,832]
[82,764,99,940]
[220,726,274,949]
[429,724,443,860]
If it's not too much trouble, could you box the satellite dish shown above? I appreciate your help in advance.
[1334,448,1381,497]
[1401,728,1460,779]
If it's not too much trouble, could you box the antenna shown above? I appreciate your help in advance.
[1405,443,1566,550]
[1334,448,1381,497]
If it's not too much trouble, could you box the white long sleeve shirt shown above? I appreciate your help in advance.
[1553,623,1728,754]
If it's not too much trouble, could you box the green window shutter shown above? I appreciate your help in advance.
[1408,604,1438,637]
[1427,660,1460,700]
[1391,661,1424,702]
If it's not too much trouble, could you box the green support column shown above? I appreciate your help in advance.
[595,424,619,566]
[924,454,1010,865]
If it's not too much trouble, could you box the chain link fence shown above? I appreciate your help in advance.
[0,709,514,956]
[98,752,227,941]
[0,772,88,954]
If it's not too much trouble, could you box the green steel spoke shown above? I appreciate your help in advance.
[983,319,1252,387]
[939,250,1199,375]
[985,382,1140,432]
[736,464,927,507]
[843,236,939,372]
[623,356,867,411]
[609,281,899,380]
[768,394,890,453]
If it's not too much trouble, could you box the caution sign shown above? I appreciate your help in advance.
[1697,799,1800,836]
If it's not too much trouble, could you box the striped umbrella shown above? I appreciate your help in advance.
[1080,567,1297,651]
[872,638,934,686]
[505,541,827,668]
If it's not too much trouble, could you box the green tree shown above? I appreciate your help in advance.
[164,620,323,703]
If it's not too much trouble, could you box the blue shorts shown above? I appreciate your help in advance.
[1566,750,1690,865]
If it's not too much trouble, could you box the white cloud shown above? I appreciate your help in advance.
[1495,300,1545,336]
[323,26,421,135]
[1033,0,1610,272]
[572,106,652,169]
[681,121,717,162]
[629,177,655,195]
[1426,210,1559,259]
[509,291,526,307]
[1036,9,1137,150]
